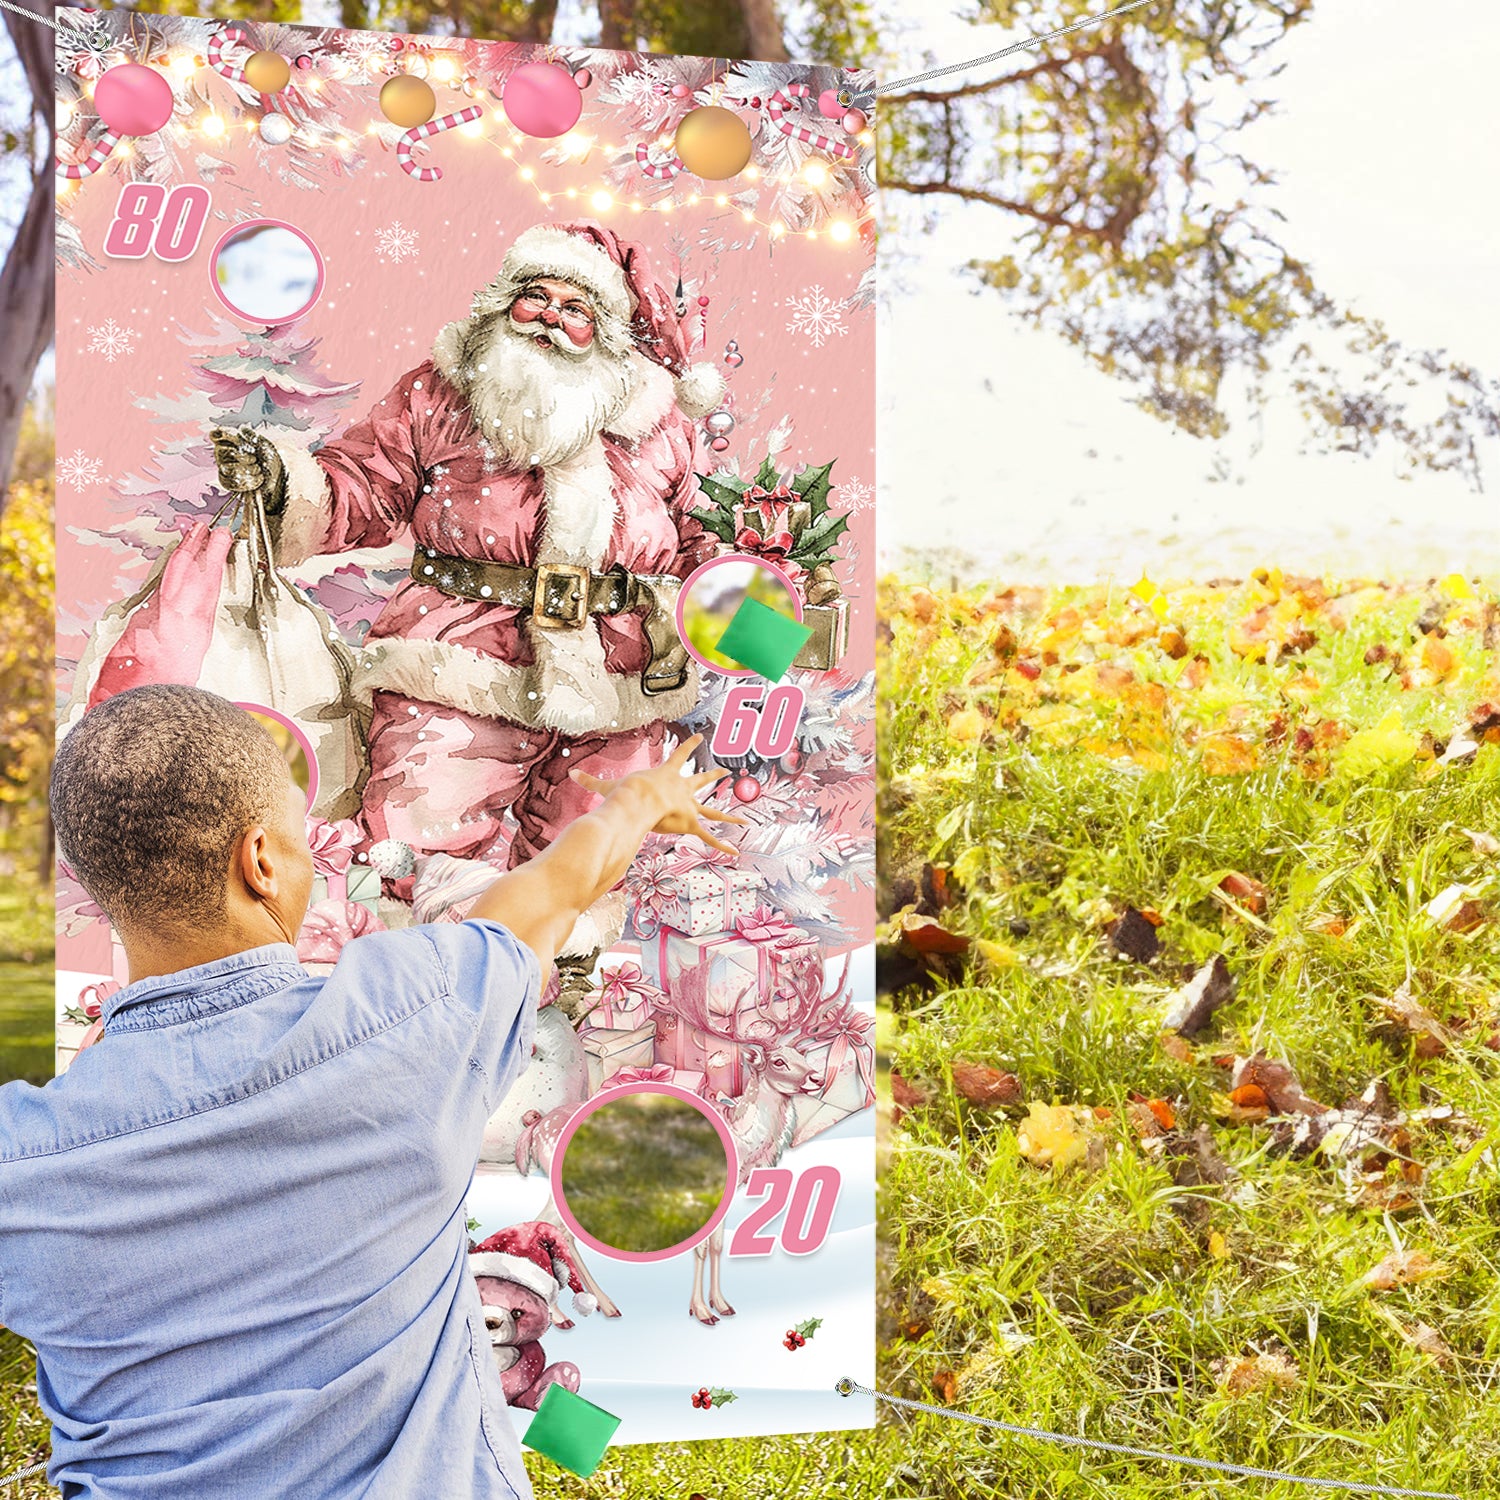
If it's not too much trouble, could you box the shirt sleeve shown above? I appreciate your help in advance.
[420,918,542,1117]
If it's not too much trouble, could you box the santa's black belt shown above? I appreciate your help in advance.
[410,547,690,696]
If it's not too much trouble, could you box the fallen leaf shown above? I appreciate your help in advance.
[1208,1230,1229,1260]
[1364,1250,1449,1291]
[1463,827,1500,856]
[974,938,1021,969]
[890,1071,927,1125]
[1163,955,1236,1037]
[1146,1097,1177,1131]
[1232,1053,1328,1116]
[1214,1349,1300,1396]
[1230,1083,1270,1109]
[1307,912,1348,937]
[896,913,971,955]
[932,1368,957,1404]
[1338,710,1418,778]
[1159,1031,1197,1065]
[950,1062,1023,1108]
[1375,981,1454,1058]
[1108,907,1162,963]
[1126,1100,1166,1140]
[1199,731,1262,776]
[1424,883,1487,933]
[1398,1321,1454,1364]
[1016,1102,1102,1174]
[1218,872,1270,915]
[947,707,986,743]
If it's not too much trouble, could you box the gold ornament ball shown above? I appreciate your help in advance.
[380,75,436,129]
[244,50,292,95]
[674,106,753,181]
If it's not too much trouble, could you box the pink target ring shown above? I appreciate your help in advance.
[95,62,175,137]
[502,60,582,138]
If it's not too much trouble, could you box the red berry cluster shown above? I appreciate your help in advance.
[690,1386,713,1409]
[783,1327,807,1351]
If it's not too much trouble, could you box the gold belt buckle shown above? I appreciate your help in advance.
[532,562,591,629]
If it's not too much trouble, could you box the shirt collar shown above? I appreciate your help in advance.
[104,944,307,1032]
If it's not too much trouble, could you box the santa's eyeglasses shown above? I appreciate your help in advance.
[510,287,596,332]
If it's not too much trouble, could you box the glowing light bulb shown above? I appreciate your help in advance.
[431,56,457,82]
[745,165,760,180]
[203,114,225,138]
[591,190,613,211]
[520,166,535,180]
[460,118,482,136]
[169,51,197,77]
[830,220,853,242]
[803,162,828,187]
[714,194,728,206]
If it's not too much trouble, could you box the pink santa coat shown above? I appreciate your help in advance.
[272,335,718,741]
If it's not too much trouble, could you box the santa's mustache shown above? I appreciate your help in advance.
[508,313,591,358]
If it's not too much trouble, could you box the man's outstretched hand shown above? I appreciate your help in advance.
[568,734,747,855]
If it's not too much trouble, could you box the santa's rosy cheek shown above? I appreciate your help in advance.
[510,301,541,325]
[564,322,595,348]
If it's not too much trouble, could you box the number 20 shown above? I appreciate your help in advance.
[728,1166,840,1257]
[104,185,212,263]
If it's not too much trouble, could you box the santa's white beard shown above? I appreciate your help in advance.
[465,317,635,470]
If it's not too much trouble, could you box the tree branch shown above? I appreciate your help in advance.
[880,176,1083,233]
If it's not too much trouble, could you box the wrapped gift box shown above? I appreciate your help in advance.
[630,847,767,939]
[652,1014,747,1100]
[580,959,661,1032]
[792,598,849,672]
[642,908,826,1046]
[790,999,876,1147]
[580,1022,656,1094]
[311,864,381,917]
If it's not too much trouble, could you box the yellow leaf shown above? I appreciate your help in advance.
[1338,710,1418,778]
[947,707,985,743]
[975,939,1020,969]
[1208,1230,1229,1260]
[1440,573,1476,601]
[1015,1102,1096,1174]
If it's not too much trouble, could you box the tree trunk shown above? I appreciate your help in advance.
[0,15,54,516]
[598,0,636,51]
[520,0,560,41]
[738,0,788,60]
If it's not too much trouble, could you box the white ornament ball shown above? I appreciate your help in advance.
[258,113,294,146]
[367,838,417,880]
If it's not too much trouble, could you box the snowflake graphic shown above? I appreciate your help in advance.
[58,449,104,489]
[375,222,420,264]
[86,318,136,363]
[784,286,848,348]
[341,32,393,74]
[837,477,874,513]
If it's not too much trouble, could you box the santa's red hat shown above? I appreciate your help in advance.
[468,1222,597,1317]
[476,219,726,421]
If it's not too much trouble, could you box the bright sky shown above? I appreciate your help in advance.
[877,1,1500,581]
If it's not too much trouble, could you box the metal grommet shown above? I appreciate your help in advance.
[835,1377,855,1397]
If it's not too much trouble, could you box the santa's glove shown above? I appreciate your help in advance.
[210,427,287,512]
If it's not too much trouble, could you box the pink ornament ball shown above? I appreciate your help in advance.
[817,88,843,120]
[503,60,583,138]
[94,62,174,137]
[710,436,731,452]
[574,67,592,89]
[842,107,868,134]
[732,774,762,803]
[670,82,691,100]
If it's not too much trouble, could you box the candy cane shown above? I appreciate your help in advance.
[207,25,250,85]
[635,140,683,179]
[397,105,483,182]
[767,83,857,161]
[56,129,120,180]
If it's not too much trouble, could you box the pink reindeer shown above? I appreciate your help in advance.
[514,1105,622,1324]
[689,1035,826,1325]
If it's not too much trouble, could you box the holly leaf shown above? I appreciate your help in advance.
[755,454,780,489]
[689,506,737,543]
[696,473,746,510]
[794,1317,823,1339]
[792,511,850,561]
[793,460,836,518]
[707,1385,739,1406]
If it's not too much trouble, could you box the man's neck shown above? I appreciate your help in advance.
[121,919,293,986]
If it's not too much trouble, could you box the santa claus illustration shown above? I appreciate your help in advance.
[213,220,726,968]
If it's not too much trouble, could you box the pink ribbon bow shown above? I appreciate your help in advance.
[305,817,364,879]
[612,1063,675,1086]
[588,962,661,1029]
[733,905,804,947]
[667,841,738,876]
[626,852,679,937]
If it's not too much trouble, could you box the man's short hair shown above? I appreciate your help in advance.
[51,685,293,932]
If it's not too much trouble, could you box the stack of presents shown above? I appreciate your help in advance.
[581,840,875,1147]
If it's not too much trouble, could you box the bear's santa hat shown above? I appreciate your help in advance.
[469,219,726,420]
[469,1222,597,1318]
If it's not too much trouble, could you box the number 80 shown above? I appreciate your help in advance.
[103,184,212,263]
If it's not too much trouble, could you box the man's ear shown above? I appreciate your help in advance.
[235,824,277,900]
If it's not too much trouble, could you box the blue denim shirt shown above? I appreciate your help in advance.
[0,919,539,1499]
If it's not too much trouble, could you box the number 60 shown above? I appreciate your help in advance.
[710,683,805,760]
